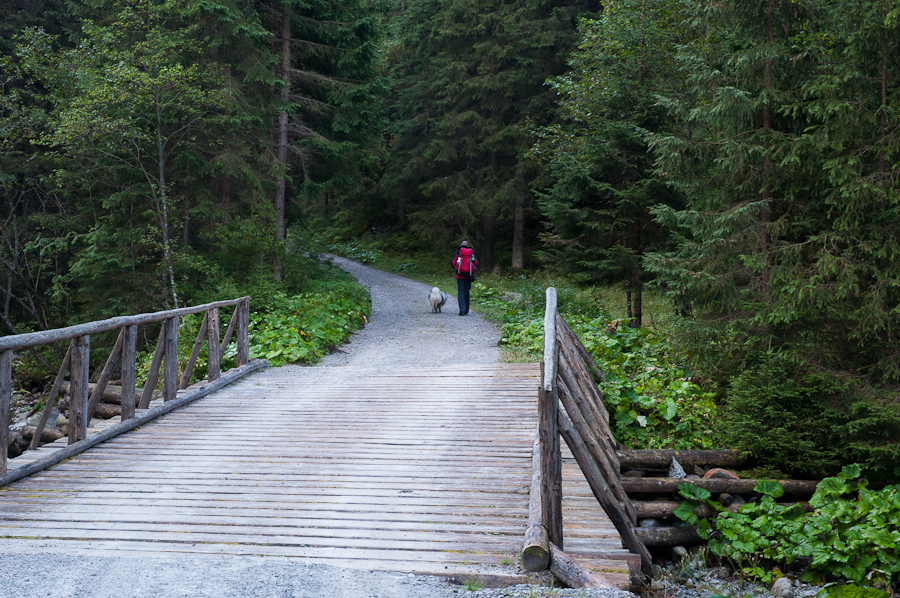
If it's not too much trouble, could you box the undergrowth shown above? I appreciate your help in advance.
[676,466,900,595]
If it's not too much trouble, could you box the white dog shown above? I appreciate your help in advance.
[428,287,449,313]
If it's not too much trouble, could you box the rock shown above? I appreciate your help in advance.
[669,457,687,479]
[732,494,747,507]
[671,546,688,560]
[772,577,794,598]
[639,518,660,528]
[703,468,740,480]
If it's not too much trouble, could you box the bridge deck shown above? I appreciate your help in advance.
[0,364,633,584]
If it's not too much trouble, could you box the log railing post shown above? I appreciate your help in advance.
[163,317,178,402]
[69,335,90,443]
[540,287,563,549]
[121,325,137,421]
[1,350,11,474]
[237,298,249,366]
[207,307,221,381]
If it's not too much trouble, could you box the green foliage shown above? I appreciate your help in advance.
[531,1,686,322]
[381,0,598,267]
[474,278,719,449]
[247,286,370,367]
[677,468,900,590]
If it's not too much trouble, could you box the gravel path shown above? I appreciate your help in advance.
[0,257,634,598]
[318,255,500,369]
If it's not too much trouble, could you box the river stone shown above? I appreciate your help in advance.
[669,457,687,479]
[772,577,794,598]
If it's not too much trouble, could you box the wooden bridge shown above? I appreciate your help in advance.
[0,294,645,590]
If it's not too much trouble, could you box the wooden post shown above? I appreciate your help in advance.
[0,350,11,474]
[207,307,221,381]
[237,298,249,366]
[163,317,178,402]
[69,335,90,443]
[522,429,550,571]
[540,287,563,549]
[31,342,73,450]
[121,325,137,421]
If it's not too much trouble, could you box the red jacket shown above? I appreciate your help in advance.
[452,247,477,279]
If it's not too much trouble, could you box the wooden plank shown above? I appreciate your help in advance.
[556,373,633,522]
[558,407,652,577]
[236,298,249,366]
[522,427,550,572]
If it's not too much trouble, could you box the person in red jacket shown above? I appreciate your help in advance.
[451,241,477,316]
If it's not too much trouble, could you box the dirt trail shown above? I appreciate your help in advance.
[320,255,500,369]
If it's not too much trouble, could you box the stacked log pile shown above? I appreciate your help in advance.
[617,448,817,549]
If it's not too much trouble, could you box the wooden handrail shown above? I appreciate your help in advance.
[0,297,249,352]
[1,297,252,475]
[524,287,653,582]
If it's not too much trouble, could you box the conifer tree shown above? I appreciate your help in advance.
[386,0,598,268]
[532,0,685,325]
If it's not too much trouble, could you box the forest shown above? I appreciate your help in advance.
[2,0,899,484]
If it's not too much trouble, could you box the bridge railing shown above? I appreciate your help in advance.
[522,287,652,583]
[0,297,251,475]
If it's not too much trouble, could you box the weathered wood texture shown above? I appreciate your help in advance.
[539,288,563,549]
[0,350,10,474]
[0,364,634,584]
[522,429,550,572]
[550,543,617,589]
[617,449,744,470]
[551,309,652,579]
[621,477,819,496]
[0,297,249,352]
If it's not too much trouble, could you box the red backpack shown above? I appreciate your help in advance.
[452,247,476,277]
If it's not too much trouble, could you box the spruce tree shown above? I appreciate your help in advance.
[532,0,686,325]
[385,0,598,268]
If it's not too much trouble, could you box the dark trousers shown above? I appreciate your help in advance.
[456,277,471,314]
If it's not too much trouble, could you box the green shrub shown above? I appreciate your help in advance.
[677,466,900,592]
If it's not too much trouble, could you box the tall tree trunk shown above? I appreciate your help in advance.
[632,219,643,328]
[760,0,774,292]
[273,0,290,283]
[511,191,525,270]
[880,20,888,200]
[155,88,178,309]
[481,216,496,271]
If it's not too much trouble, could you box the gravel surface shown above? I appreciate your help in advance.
[319,255,501,369]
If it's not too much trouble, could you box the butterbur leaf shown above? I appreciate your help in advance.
[673,500,700,525]
[754,480,785,499]
[678,482,712,502]
[818,585,890,598]
[840,464,862,480]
